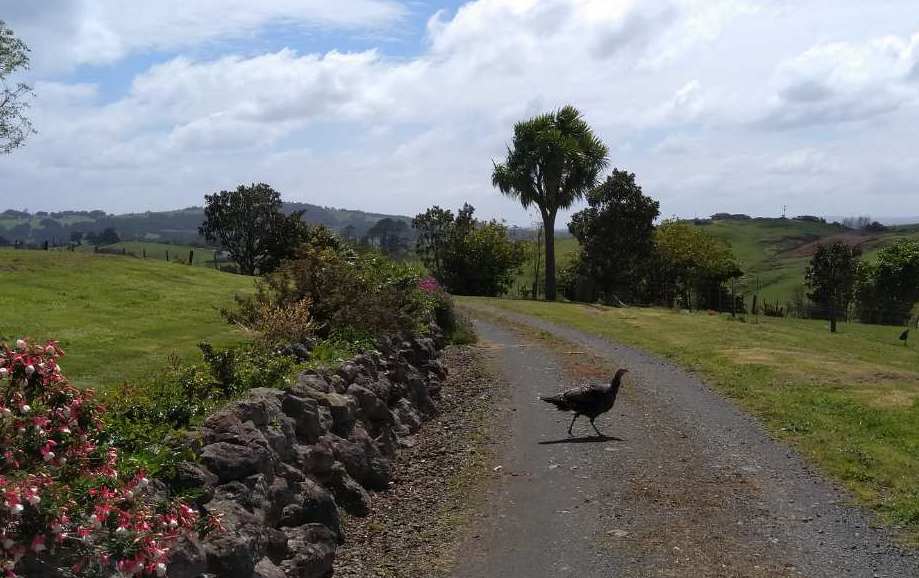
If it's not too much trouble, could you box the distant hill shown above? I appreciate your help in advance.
[0,203,413,246]
[512,215,919,304]
[692,217,919,304]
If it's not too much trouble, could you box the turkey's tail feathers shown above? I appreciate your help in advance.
[540,395,571,411]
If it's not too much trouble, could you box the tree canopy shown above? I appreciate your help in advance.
[363,217,411,257]
[650,221,742,309]
[199,183,315,275]
[805,241,861,332]
[0,20,34,153]
[492,105,608,300]
[568,170,660,302]
[413,203,525,296]
[855,239,919,325]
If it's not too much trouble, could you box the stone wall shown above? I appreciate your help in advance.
[168,329,448,578]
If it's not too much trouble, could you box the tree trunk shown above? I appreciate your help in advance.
[543,212,557,301]
[830,302,837,333]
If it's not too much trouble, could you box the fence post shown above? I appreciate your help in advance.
[122,247,126,255]
[94,245,99,254]
[166,250,169,262]
[188,250,194,265]
[142,248,146,259]
[43,241,49,251]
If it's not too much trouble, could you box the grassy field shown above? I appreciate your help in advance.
[0,248,253,390]
[512,236,579,297]
[74,241,218,266]
[459,296,919,537]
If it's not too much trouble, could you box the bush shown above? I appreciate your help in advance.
[227,244,437,343]
[414,204,525,296]
[0,338,213,577]
[104,343,301,484]
[422,277,477,345]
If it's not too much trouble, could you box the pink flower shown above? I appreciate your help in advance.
[30,536,45,554]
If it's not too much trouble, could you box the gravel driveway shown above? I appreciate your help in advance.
[450,306,918,578]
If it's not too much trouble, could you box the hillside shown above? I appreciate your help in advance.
[0,202,413,246]
[508,217,919,304]
[0,248,253,389]
[696,218,919,304]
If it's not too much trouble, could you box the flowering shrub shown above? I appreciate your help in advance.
[417,276,442,295]
[417,276,476,345]
[0,338,213,577]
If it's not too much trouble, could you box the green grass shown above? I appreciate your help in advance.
[0,248,253,390]
[512,236,579,297]
[697,218,919,304]
[74,241,218,266]
[459,296,919,539]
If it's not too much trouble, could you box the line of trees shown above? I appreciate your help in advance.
[803,239,919,331]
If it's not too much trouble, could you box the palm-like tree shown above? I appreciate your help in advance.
[492,105,608,300]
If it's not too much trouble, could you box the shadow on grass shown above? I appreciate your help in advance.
[538,435,624,445]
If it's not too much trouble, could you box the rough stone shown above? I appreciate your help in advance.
[166,535,207,578]
[346,384,392,423]
[282,393,324,442]
[295,373,332,394]
[281,524,337,578]
[200,441,273,482]
[254,556,286,578]
[326,462,371,517]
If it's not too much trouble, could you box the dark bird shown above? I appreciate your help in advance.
[541,368,629,437]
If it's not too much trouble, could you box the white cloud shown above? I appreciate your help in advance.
[767,148,837,175]
[0,0,405,70]
[4,1,919,222]
[764,33,919,128]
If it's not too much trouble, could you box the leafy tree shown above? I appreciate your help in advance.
[805,241,861,333]
[492,105,608,300]
[97,227,120,246]
[1,20,34,153]
[568,170,660,302]
[855,239,919,325]
[341,224,357,242]
[651,221,741,309]
[364,217,411,257]
[413,206,455,280]
[414,204,525,296]
[199,183,313,275]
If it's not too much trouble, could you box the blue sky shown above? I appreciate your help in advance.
[2,1,919,225]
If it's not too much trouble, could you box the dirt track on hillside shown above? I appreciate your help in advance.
[449,304,918,578]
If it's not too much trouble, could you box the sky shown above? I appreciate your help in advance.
[1,0,919,225]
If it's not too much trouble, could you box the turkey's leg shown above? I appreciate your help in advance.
[589,417,604,437]
[567,413,579,436]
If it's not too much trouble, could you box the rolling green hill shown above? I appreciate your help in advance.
[0,248,253,390]
[512,218,919,304]
[697,218,919,304]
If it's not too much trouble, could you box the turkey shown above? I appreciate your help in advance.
[540,368,629,437]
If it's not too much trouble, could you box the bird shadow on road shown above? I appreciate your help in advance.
[538,435,624,445]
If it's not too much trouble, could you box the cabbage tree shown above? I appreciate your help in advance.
[492,105,608,300]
